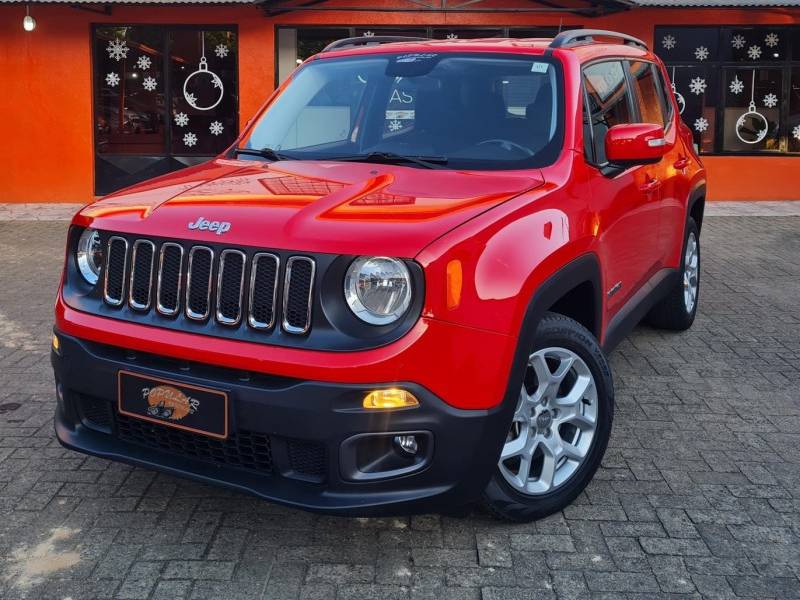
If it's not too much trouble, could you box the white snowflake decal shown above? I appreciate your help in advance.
[765,32,779,48]
[214,44,229,59]
[731,34,746,50]
[446,33,458,40]
[142,76,157,92]
[694,46,710,61]
[388,119,403,132]
[362,31,375,37]
[763,93,778,108]
[105,72,120,87]
[183,132,198,147]
[136,55,151,70]
[209,121,224,136]
[792,124,800,142]
[185,93,197,106]
[747,45,762,60]
[689,77,707,96]
[694,117,709,133]
[107,38,129,62]
[729,76,744,95]
[661,35,676,50]
[174,112,189,127]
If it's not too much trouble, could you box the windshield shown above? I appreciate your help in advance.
[241,52,564,170]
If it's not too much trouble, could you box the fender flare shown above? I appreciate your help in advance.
[688,182,707,232]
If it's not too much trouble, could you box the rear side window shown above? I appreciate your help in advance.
[583,61,634,165]
[628,61,667,127]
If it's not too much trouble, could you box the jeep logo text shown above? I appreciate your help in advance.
[188,217,231,235]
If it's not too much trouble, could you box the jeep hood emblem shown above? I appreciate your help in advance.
[188,217,231,235]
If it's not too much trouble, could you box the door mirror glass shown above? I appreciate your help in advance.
[605,123,669,165]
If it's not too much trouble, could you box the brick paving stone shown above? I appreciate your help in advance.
[0,215,798,599]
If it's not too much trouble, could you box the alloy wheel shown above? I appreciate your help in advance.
[499,347,598,496]
[683,232,699,314]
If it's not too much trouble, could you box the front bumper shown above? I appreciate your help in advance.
[52,332,513,515]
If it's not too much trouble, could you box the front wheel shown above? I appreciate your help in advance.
[482,313,614,522]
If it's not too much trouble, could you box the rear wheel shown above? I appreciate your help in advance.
[646,217,700,330]
[482,313,613,522]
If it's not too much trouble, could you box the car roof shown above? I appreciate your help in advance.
[315,35,655,64]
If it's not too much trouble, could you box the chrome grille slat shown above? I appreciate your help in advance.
[282,256,315,335]
[216,249,246,326]
[248,253,280,330]
[156,243,184,316]
[128,240,155,311]
[185,246,214,321]
[103,236,128,306]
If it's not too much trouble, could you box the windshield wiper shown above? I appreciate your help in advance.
[233,147,295,162]
[332,152,449,170]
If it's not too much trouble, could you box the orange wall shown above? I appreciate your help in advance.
[0,2,798,203]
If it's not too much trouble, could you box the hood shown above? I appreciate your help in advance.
[78,158,544,257]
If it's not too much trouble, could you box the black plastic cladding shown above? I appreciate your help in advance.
[63,227,425,352]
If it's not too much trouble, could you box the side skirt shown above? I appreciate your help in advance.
[602,268,680,353]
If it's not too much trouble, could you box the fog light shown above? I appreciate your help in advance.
[363,388,419,410]
[52,334,60,354]
[394,435,418,456]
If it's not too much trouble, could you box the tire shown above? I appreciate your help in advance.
[481,312,614,522]
[646,217,700,331]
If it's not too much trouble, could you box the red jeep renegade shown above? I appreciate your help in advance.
[53,30,705,521]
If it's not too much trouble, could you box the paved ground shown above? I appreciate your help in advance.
[0,212,798,600]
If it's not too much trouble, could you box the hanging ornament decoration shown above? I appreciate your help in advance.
[694,117,709,133]
[142,76,157,92]
[662,34,676,50]
[763,93,778,108]
[209,121,224,136]
[136,55,152,71]
[670,67,686,115]
[764,33,779,48]
[729,75,744,95]
[183,132,198,147]
[107,38,129,61]
[792,125,800,142]
[731,34,746,50]
[214,44,229,59]
[105,72,120,87]
[689,76,707,96]
[735,70,769,145]
[694,46,709,61]
[174,112,189,127]
[183,32,224,111]
[747,45,762,60]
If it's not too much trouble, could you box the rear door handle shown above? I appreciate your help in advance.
[673,157,690,170]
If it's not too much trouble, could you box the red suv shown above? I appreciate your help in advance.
[53,30,705,521]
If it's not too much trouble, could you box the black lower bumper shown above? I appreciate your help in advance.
[52,331,511,516]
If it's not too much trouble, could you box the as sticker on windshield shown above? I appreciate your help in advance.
[531,62,549,73]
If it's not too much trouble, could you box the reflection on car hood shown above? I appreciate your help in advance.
[78,158,545,257]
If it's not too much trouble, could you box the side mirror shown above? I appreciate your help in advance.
[605,123,669,165]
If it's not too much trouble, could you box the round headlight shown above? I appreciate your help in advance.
[344,256,412,325]
[76,228,103,285]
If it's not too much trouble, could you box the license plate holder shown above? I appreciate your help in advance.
[117,370,229,440]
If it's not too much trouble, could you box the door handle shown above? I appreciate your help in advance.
[673,156,690,170]
[640,176,660,193]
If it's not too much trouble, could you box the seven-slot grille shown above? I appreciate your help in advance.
[101,237,314,335]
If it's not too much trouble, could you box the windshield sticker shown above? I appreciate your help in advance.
[531,62,549,73]
[395,53,438,63]
[385,110,415,120]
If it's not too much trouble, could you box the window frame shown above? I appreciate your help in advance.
[656,24,800,157]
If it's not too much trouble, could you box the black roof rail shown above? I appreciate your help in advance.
[549,29,648,51]
[322,36,430,53]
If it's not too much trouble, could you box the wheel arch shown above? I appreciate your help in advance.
[688,183,706,233]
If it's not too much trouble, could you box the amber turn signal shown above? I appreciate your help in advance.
[363,388,419,410]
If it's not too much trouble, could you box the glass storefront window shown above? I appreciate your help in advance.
[656,25,799,155]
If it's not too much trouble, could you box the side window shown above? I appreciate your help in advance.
[652,65,675,128]
[583,61,634,165]
[628,61,667,127]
